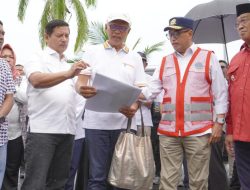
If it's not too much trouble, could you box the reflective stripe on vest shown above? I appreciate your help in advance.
[159,49,214,136]
[162,113,213,122]
[162,103,212,112]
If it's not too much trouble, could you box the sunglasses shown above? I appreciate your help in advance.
[108,24,129,32]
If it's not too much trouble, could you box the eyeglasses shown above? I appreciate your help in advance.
[108,24,129,32]
[166,29,190,40]
[235,17,250,28]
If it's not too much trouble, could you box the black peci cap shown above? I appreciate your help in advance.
[236,3,250,17]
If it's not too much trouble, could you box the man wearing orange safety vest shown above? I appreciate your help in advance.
[141,17,228,190]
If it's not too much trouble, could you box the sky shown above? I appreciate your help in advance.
[0,0,245,68]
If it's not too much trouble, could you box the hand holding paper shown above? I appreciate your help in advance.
[78,85,97,99]
[85,73,142,113]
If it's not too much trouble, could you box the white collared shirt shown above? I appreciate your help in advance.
[135,74,153,127]
[80,42,147,130]
[74,94,85,140]
[25,47,77,134]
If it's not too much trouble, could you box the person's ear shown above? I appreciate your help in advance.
[44,33,49,41]
[188,30,193,39]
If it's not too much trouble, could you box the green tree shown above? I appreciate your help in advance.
[18,0,96,52]
[88,21,108,45]
[88,21,164,57]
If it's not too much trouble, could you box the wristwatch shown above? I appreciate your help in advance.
[0,116,5,124]
[216,117,225,125]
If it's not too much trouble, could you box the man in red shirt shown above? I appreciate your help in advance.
[225,3,250,190]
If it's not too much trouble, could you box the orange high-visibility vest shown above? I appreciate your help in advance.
[158,48,213,137]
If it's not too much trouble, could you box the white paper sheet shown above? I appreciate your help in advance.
[85,73,142,113]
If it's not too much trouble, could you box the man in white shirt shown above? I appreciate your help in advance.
[142,17,228,190]
[65,94,86,190]
[135,52,153,136]
[208,60,229,190]
[21,19,86,190]
[76,13,146,190]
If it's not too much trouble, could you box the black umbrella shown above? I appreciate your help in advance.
[185,0,250,62]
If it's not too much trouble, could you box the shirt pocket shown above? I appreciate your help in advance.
[189,66,206,87]
[227,63,240,83]
[162,66,176,84]
[122,62,135,82]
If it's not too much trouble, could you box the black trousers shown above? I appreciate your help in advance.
[75,139,88,190]
[21,133,74,190]
[208,135,229,190]
[151,124,161,177]
[230,161,241,190]
[235,141,250,190]
[2,136,24,190]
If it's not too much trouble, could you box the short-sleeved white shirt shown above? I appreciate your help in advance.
[80,42,146,130]
[135,74,153,127]
[74,94,86,140]
[25,47,77,134]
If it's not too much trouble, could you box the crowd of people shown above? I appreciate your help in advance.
[0,2,250,190]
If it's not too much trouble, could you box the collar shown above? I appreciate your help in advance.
[240,42,250,51]
[45,47,66,61]
[103,41,129,53]
[175,43,196,57]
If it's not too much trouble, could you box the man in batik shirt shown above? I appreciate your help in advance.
[0,58,15,188]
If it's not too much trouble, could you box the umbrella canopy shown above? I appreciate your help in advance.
[185,0,250,44]
[185,0,250,61]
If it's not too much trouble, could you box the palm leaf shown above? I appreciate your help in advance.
[18,0,97,52]
[143,41,165,56]
[132,38,141,50]
[85,0,97,7]
[17,0,29,22]
[38,0,52,49]
[88,22,108,45]
[71,0,89,52]
[52,0,67,19]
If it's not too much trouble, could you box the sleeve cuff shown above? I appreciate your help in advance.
[226,124,233,135]
[214,104,228,115]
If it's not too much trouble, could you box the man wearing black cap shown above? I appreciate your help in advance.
[225,3,250,190]
[141,16,228,190]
